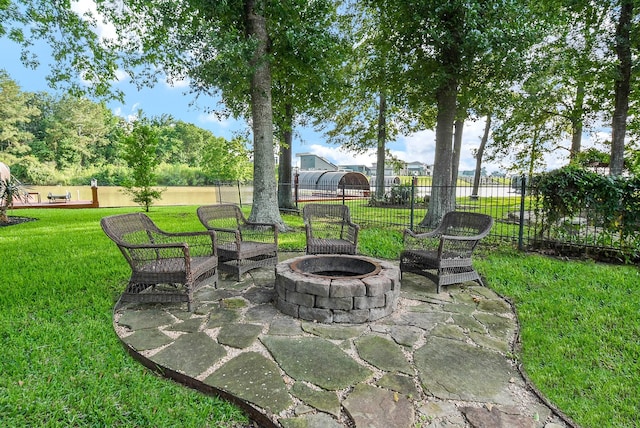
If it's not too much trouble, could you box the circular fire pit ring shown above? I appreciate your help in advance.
[275,254,401,324]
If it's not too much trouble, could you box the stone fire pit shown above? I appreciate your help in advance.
[275,254,401,324]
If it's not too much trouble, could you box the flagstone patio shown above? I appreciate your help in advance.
[112,253,570,428]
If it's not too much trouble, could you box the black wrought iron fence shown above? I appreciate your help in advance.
[282,176,528,244]
[276,177,640,259]
[223,176,638,261]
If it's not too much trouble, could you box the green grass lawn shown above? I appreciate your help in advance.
[475,250,640,428]
[0,207,249,427]
[1,206,637,427]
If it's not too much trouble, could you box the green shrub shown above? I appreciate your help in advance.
[387,184,412,205]
[534,165,640,241]
[156,163,211,186]
[90,164,131,186]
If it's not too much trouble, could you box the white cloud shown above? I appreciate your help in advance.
[198,112,236,128]
[398,129,436,164]
[111,103,142,122]
[114,69,129,83]
[163,75,190,89]
[71,0,118,41]
[301,144,377,167]
[296,117,508,174]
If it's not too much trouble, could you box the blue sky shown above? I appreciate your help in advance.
[0,38,497,173]
[1,13,585,176]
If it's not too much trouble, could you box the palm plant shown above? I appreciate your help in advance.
[0,176,29,223]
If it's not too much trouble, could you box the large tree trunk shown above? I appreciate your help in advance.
[451,117,463,198]
[610,0,633,177]
[374,91,387,200]
[277,103,296,209]
[421,80,457,228]
[472,115,491,198]
[244,0,286,229]
[569,82,584,160]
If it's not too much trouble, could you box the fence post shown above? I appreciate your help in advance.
[237,180,242,207]
[342,182,346,205]
[410,175,417,230]
[518,174,526,251]
[294,169,299,209]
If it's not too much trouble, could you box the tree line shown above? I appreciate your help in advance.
[1,0,638,229]
[0,70,252,186]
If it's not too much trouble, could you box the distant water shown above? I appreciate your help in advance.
[25,185,254,207]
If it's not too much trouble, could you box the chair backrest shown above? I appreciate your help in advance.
[303,204,353,238]
[100,212,159,246]
[440,211,493,238]
[197,204,245,230]
[303,204,352,224]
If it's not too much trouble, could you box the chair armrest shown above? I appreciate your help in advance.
[403,228,440,253]
[403,228,440,240]
[160,230,216,239]
[347,223,360,246]
[204,227,237,234]
[244,221,277,229]
[119,242,192,263]
[150,230,217,257]
[122,242,189,250]
[347,222,359,244]
[441,233,487,242]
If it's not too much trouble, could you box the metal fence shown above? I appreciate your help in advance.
[271,176,639,262]
[280,176,528,243]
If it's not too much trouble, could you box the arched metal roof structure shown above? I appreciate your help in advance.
[296,170,370,193]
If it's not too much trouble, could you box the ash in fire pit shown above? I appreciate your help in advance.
[275,255,400,324]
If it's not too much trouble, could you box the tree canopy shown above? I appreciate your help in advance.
[0,70,250,186]
[2,0,639,222]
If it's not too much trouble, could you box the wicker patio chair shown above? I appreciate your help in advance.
[101,212,218,311]
[302,203,359,255]
[197,204,278,281]
[400,211,493,293]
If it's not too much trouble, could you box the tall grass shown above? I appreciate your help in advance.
[1,206,637,427]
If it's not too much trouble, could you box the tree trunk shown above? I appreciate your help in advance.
[472,115,491,197]
[277,103,296,209]
[421,79,457,228]
[610,0,633,177]
[244,0,286,229]
[569,82,584,160]
[375,91,387,200]
[451,117,464,198]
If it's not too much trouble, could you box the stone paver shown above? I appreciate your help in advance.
[113,253,570,428]
[414,336,516,404]
[152,331,226,377]
[261,336,373,390]
[204,351,293,415]
[343,383,415,428]
[354,335,413,375]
